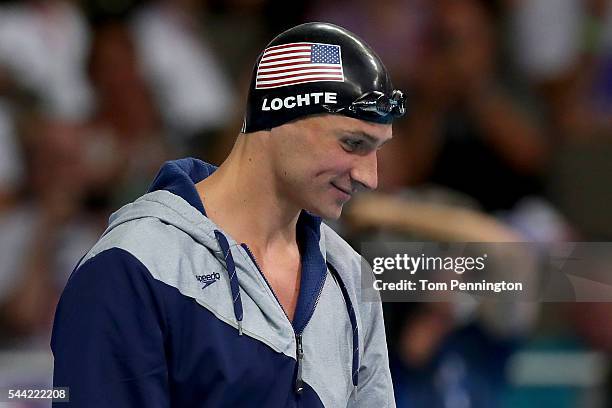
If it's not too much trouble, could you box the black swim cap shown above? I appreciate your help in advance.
[241,22,406,133]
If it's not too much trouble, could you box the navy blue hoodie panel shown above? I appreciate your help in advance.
[51,248,169,407]
[292,211,326,334]
[147,158,216,216]
[52,248,325,408]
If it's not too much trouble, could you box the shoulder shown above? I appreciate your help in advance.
[65,217,180,300]
[71,214,223,305]
[80,217,193,274]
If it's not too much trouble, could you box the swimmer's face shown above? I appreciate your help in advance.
[269,114,392,219]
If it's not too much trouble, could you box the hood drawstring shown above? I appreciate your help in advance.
[214,230,244,335]
[328,262,360,388]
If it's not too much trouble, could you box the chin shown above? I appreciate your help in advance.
[322,209,343,220]
[307,202,344,220]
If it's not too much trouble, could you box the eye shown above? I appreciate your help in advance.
[342,138,363,152]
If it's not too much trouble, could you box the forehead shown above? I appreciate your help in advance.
[301,114,393,141]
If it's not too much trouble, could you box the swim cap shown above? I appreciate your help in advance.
[241,22,406,133]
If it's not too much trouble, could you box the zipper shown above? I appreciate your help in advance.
[240,243,327,395]
[295,333,304,393]
[292,279,325,394]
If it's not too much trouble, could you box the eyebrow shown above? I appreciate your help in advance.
[342,130,392,148]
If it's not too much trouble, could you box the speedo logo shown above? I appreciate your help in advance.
[195,272,221,289]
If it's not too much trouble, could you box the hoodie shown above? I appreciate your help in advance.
[51,158,395,407]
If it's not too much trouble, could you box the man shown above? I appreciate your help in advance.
[52,22,405,407]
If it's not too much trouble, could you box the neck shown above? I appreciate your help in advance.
[195,134,300,250]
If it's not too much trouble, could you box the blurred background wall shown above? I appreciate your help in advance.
[0,0,611,406]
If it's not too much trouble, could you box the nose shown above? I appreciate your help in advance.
[350,151,378,191]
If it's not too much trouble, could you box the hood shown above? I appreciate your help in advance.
[104,158,223,257]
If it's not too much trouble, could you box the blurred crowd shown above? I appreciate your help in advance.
[0,0,611,407]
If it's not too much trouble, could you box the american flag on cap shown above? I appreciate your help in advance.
[255,42,344,89]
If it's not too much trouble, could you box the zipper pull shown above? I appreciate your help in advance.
[295,333,304,394]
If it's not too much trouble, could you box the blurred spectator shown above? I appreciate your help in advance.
[536,0,612,238]
[0,0,92,216]
[0,115,101,347]
[384,0,549,213]
[85,19,171,207]
[0,0,93,120]
[507,0,612,142]
[131,0,236,151]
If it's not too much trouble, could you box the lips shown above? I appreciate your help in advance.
[331,182,352,197]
